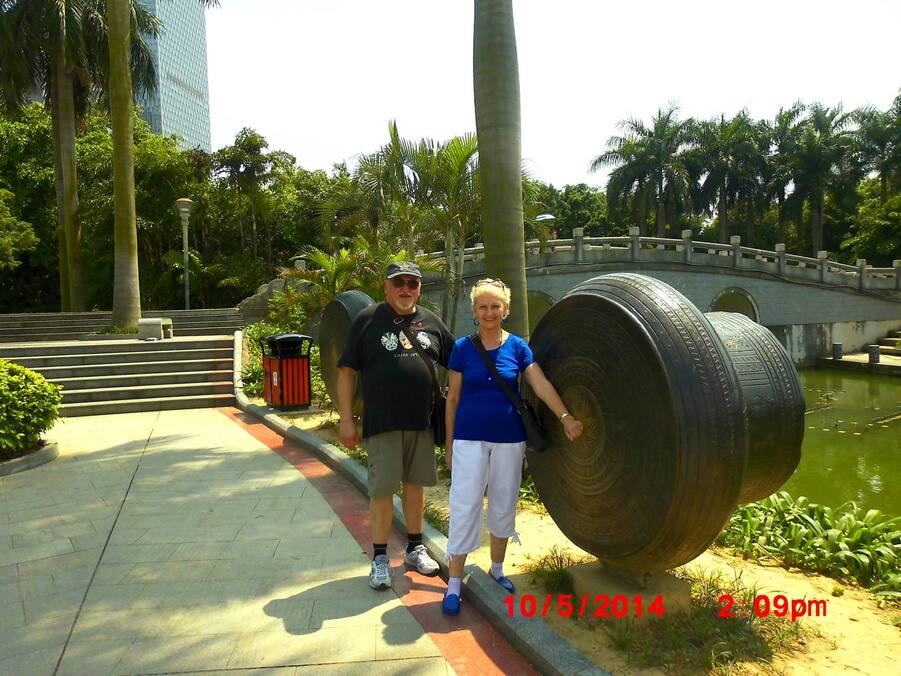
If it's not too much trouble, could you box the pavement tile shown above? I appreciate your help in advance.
[135,525,241,544]
[0,538,74,567]
[0,612,75,660]
[82,583,150,611]
[306,594,416,629]
[69,532,109,552]
[11,523,95,548]
[51,566,93,592]
[70,608,191,640]
[23,588,86,623]
[120,560,216,583]
[91,562,134,585]
[0,645,63,676]
[294,658,449,675]
[111,634,238,673]
[103,527,147,545]
[0,603,25,631]
[0,515,64,539]
[196,509,298,526]
[227,626,376,668]
[55,638,135,676]
[169,540,279,561]
[17,548,102,579]
[252,497,305,512]
[206,556,322,581]
[16,574,56,599]
[0,536,9,551]
[274,537,362,560]
[0,564,16,584]
[101,543,178,563]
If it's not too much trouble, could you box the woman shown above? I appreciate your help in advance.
[442,278,583,615]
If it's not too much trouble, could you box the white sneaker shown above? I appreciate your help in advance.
[369,554,392,590]
[404,544,439,576]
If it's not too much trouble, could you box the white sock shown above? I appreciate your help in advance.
[447,577,462,596]
[490,561,504,579]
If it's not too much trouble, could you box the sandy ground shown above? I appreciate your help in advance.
[270,406,900,675]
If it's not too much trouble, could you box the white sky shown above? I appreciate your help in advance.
[205,0,900,188]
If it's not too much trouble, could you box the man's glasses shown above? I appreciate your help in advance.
[390,277,420,290]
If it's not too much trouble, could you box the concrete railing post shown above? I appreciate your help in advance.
[629,226,640,262]
[775,244,786,276]
[866,344,880,364]
[894,260,901,291]
[573,227,584,264]
[730,235,741,268]
[817,251,828,283]
[681,229,693,264]
[857,259,868,290]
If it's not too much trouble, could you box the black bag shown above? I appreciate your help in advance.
[396,318,447,447]
[471,334,551,453]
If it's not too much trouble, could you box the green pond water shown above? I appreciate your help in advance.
[779,369,900,514]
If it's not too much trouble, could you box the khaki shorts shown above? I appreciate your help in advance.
[365,429,437,498]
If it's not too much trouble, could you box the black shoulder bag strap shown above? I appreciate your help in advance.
[394,315,442,400]
[471,333,527,414]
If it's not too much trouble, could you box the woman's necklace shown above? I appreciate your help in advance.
[479,329,505,350]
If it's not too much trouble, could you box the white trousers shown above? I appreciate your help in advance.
[447,439,526,557]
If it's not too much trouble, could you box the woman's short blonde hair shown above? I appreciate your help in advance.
[470,278,512,311]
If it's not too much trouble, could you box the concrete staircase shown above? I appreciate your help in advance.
[0,308,243,343]
[0,336,235,417]
[877,329,901,356]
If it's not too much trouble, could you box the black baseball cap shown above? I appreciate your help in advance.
[385,262,422,279]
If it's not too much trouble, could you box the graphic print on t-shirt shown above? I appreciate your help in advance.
[380,332,399,351]
[416,331,431,350]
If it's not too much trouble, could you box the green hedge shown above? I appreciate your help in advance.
[0,359,61,454]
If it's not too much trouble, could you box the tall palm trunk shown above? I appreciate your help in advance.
[810,190,823,255]
[745,200,754,246]
[777,191,786,244]
[440,220,454,323]
[655,178,665,236]
[718,183,727,243]
[450,238,466,336]
[53,48,85,310]
[251,198,258,257]
[49,67,70,311]
[636,184,647,235]
[108,0,141,328]
[474,0,528,338]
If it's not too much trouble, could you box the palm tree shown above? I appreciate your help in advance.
[106,0,217,327]
[854,97,900,202]
[592,105,692,237]
[791,104,852,254]
[688,112,759,243]
[473,0,528,338]
[765,103,805,244]
[0,0,158,312]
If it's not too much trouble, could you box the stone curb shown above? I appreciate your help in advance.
[0,441,58,476]
[232,332,609,676]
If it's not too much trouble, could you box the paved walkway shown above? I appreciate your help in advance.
[1,409,533,675]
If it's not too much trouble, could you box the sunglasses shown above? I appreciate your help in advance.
[390,277,421,290]
[477,278,508,289]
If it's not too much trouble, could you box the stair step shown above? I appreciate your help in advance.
[878,338,900,347]
[60,393,236,417]
[50,370,233,390]
[0,338,233,358]
[8,347,234,368]
[878,346,901,356]
[61,381,233,403]
[26,358,234,379]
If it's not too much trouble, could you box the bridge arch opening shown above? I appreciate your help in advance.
[708,287,759,322]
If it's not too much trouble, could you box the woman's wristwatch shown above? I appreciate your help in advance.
[559,412,571,423]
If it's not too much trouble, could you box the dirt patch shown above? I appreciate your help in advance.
[270,403,900,675]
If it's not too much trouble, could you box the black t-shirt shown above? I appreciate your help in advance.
[337,303,454,438]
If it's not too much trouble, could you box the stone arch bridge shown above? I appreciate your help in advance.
[420,228,901,365]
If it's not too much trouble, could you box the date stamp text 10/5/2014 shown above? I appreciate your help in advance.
[503,594,665,619]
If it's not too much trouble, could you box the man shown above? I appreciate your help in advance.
[337,261,454,590]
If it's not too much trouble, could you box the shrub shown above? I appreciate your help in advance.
[717,491,901,597]
[0,359,61,455]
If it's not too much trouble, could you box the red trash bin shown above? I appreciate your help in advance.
[260,334,314,409]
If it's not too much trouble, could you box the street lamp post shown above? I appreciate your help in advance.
[175,198,194,310]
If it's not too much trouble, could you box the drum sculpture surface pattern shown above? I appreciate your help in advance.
[705,312,804,504]
[525,273,749,572]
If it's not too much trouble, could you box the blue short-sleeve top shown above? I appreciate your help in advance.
[447,333,534,443]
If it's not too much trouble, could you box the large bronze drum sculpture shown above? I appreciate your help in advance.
[319,274,804,574]
[319,290,374,413]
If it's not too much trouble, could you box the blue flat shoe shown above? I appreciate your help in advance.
[491,574,516,594]
[442,591,461,615]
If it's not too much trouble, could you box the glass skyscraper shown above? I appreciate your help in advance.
[137,0,211,152]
